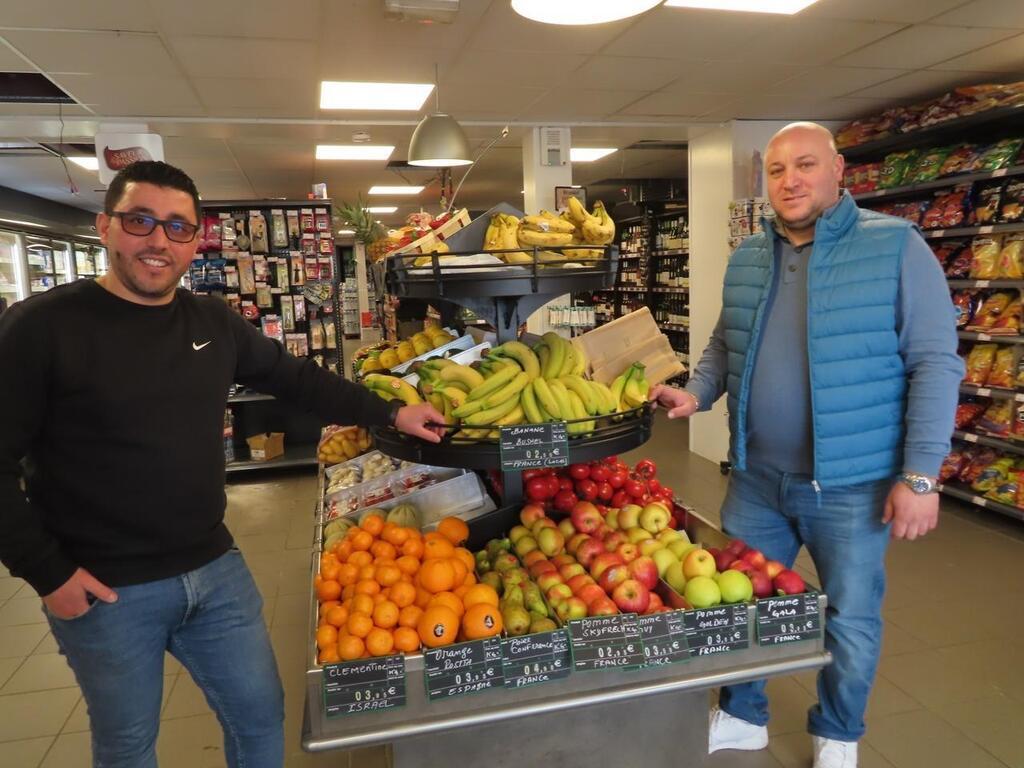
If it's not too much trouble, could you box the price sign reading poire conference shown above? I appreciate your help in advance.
[683,604,750,657]
[569,614,646,671]
[322,655,406,717]
[756,592,822,646]
[638,610,690,667]
[501,629,572,688]
[423,637,505,701]
[499,423,569,471]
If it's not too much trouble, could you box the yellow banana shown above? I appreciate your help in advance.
[483,371,530,409]
[467,364,521,402]
[610,367,631,411]
[570,338,588,376]
[531,378,562,419]
[589,380,617,415]
[518,227,574,248]
[521,214,576,235]
[536,343,551,377]
[438,392,455,425]
[547,380,573,424]
[437,363,485,391]
[559,376,599,415]
[566,195,591,226]
[495,404,525,427]
[558,343,577,378]
[623,362,649,408]
[437,385,469,409]
[451,397,490,419]
[363,374,422,405]
[541,332,566,379]
[581,201,615,245]
[500,214,532,264]
[484,214,503,251]
[491,341,540,380]
[465,393,522,426]
[564,390,588,435]
[520,381,544,423]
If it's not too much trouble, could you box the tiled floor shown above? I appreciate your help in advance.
[1,412,1022,767]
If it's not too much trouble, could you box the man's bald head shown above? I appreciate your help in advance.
[766,122,838,157]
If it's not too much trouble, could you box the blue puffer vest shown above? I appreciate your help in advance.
[723,191,912,488]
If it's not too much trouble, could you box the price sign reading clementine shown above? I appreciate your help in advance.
[500,424,569,471]
[322,655,406,717]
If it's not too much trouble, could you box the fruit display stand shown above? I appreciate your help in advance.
[301,498,831,767]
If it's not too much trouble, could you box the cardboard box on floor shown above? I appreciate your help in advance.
[247,432,285,461]
[577,307,686,386]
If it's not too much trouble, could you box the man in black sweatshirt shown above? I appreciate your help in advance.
[0,161,444,768]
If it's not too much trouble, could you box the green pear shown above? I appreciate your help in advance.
[529,617,558,634]
[481,571,503,594]
[503,605,532,636]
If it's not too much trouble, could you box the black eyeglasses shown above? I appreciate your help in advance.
[110,211,200,243]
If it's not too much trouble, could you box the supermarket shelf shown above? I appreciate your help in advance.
[619,286,646,292]
[958,331,1024,344]
[959,383,1024,401]
[619,254,644,260]
[952,429,1024,456]
[652,284,689,292]
[948,279,1024,289]
[226,445,318,474]
[652,209,688,219]
[659,321,690,331]
[852,164,1024,202]
[227,392,276,404]
[922,222,1024,240]
[651,248,689,257]
[938,481,1024,523]
[198,198,331,208]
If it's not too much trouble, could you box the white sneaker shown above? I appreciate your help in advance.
[708,707,769,754]
[812,736,858,768]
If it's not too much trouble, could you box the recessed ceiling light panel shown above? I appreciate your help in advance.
[664,0,819,14]
[369,185,424,195]
[512,0,663,25]
[570,147,617,162]
[320,81,434,110]
[315,145,395,161]
[366,206,398,213]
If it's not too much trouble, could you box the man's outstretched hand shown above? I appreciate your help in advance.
[395,403,446,443]
[648,385,700,419]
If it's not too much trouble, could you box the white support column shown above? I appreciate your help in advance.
[523,126,572,337]
[353,241,372,340]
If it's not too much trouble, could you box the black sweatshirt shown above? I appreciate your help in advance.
[0,280,392,595]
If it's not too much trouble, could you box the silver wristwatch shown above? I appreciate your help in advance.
[898,472,937,495]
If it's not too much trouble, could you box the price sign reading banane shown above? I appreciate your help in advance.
[323,655,406,717]
[499,423,569,471]
[569,614,646,671]
[423,637,505,701]
[638,610,690,667]
[501,629,572,688]
[683,604,750,657]
[756,592,822,646]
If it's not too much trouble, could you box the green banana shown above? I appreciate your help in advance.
[547,380,573,424]
[536,343,550,377]
[623,363,649,408]
[465,393,522,425]
[609,367,632,411]
[451,397,490,419]
[421,358,455,373]
[438,364,485,391]
[541,332,566,379]
[492,341,540,380]
[559,376,599,415]
[467,364,520,402]
[363,374,422,406]
[520,381,544,423]
[531,378,561,419]
[426,391,444,412]
[484,371,531,409]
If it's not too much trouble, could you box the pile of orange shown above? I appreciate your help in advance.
[315,514,500,664]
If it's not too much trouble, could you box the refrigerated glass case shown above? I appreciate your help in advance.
[0,231,24,306]
[25,236,72,294]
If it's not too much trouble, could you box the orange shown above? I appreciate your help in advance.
[454,585,469,599]
[354,579,381,596]
[348,550,372,569]
[336,562,358,587]
[448,557,468,587]
[338,635,365,661]
[313,573,323,590]
[324,605,349,628]
[453,547,475,572]
[358,564,376,582]
[320,560,340,582]
[398,604,423,629]
[429,591,464,619]
[316,624,339,650]
[346,612,373,639]
[461,572,477,588]
[341,584,356,601]
[352,592,375,615]
[462,603,503,640]
[316,580,342,602]
[414,587,433,609]
[395,556,420,576]
[373,600,399,629]
[419,558,456,594]
[318,647,341,664]
[437,517,469,546]
[375,564,401,587]
[423,536,455,561]
[361,514,385,537]
[318,599,340,617]
[334,540,353,561]
[393,626,420,653]
[402,538,424,559]
[382,525,410,547]
[370,541,397,561]
[365,627,394,657]
[390,581,416,609]
[417,605,459,648]
[463,583,500,610]
[350,530,373,552]
[372,592,388,605]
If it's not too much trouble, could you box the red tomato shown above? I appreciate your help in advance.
[526,477,554,501]
[608,469,627,489]
[647,478,662,494]
[602,455,619,466]
[545,475,561,498]
[553,489,579,513]
[568,463,591,480]
[575,478,598,501]
[624,478,645,498]
[523,469,547,481]
[634,459,657,479]
[596,482,614,502]
[558,477,574,492]
[611,490,631,508]
[588,464,611,483]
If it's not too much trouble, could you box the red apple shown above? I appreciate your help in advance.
[520,550,547,568]
[590,552,624,580]
[749,569,772,599]
[627,556,658,590]
[615,542,640,563]
[566,573,595,594]
[576,538,605,568]
[577,583,606,607]
[550,553,576,568]
[558,563,586,581]
[603,531,628,552]
[598,562,630,593]
[714,549,738,572]
[724,538,747,556]
[612,579,651,614]
[570,501,602,535]
[566,533,591,555]
[520,504,546,527]
[528,560,557,579]
[588,596,618,616]
[729,559,754,575]
[741,549,767,569]
[556,596,588,622]
[646,592,664,613]
[764,560,786,580]
[773,569,806,595]
[535,572,564,593]
[546,583,573,605]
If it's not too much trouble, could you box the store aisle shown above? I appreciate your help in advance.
[0,413,1022,767]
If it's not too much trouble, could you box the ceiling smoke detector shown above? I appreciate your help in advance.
[351,131,372,143]
[384,0,459,24]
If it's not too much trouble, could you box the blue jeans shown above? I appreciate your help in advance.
[46,548,284,768]
[718,465,891,742]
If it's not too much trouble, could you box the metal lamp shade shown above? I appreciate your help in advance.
[407,113,472,167]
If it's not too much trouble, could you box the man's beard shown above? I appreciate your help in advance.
[110,247,184,300]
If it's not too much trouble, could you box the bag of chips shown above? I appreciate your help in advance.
[939,449,966,482]
[955,399,989,428]
[971,456,1015,491]
[999,179,1024,223]
[978,400,1014,436]
[1016,356,1024,387]
[939,144,979,176]
[907,147,953,183]
[964,343,998,384]
[921,185,970,230]
[1014,406,1024,438]
[971,180,1004,225]
[991,297,1022,335]
[969,236,1003,279]
[977,138,1024,172]
[968,292,1014,331]
[951,290,977,328]
[931,239,967,270]
[998,234,1024,278]
[985,472,1019,505]
[878,149,920,189]
[960,446,999,483]
[945,242,974,277]
[987,347,1017,387]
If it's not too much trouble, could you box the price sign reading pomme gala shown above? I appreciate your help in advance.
[756,592,822,646]
[499,423,569,471]
[322,655,406,717]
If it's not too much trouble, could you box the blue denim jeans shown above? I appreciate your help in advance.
[718,465,891,742]
[46,548,284,768]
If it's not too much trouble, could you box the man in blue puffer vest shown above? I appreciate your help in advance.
[650,122,963,768]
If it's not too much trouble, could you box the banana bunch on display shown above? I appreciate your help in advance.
[357,327,456,374]
[565,197,616,260]
[517,211,576,261]
[362,374,423,405]
[317,426,372,466]
[483,213,532,264]
[610,361,650,412]
[410,239,451,267]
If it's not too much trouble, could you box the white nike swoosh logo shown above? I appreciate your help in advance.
[192,341,212,351]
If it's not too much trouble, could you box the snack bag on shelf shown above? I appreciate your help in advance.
[1017,356,1024,387]
[963,342,998,384]
[971,456,1015,492]
[878,150,920,188]
[1014,406,1024,438]
[986,347,1017,388]
[971,180,1005,225]
[968,292,1013,332]
[977,400,1013,437]
[951,290,977,328]
[999,179,1024,223]
[1016,472,1024,509]
[968,236,1003,278]
[955,399,989,428]
[945,242,974,278]
[939,448,966,482]
[998,234,1024,278]
[921,185,970,230]
[959,446,999,483]
[977,138,1024,172]
[985,472,1019,505]
[939,145,980,176]
[931,239,967,270]
[907,147,952,183]
[991,297,1022,335]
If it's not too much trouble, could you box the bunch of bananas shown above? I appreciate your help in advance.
[317,426,372,465]
[358,327,456,374]
[565,197,616,260]
[516,211,576,262]
[483,213,532,264]
[610,362,650,411]
[362,373,423,406]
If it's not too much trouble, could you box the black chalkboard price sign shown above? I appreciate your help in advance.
[756,592,822,646]
[501,629,572,688]
[499,423,569,471]
[423,637,505,701]
[322,655,406,718]
[683,604,750,657]
[568,613,646,671]
[639,610,690,667]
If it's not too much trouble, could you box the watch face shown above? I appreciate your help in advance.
[906,476,932,493]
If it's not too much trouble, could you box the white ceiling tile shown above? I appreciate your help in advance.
[768,66,911,98]
[602,7,778,61]
[0,42,34,71]
[799,0,966,23]
[704,94,896,121]
[520,89,650,121]
[162,138,236,162]
[929,33,1024,72]
[569,57,688,92]
[319,45,460,90]
[445,49,587,89]
[190,77,317,118]
[51,74,202,116]
[168,37,316,80]
[0,31,183,79]
[834,25,1018,69]
[152,0,318,40]
[0,1,158,32]
[661,61,809,94]
[617,91,739,118]
[469,0,637,54]
[847,69,1007,100]
[929,0,1024,28]
[733,18,906,66]
[440,84,548,120]
[323,0,494,52]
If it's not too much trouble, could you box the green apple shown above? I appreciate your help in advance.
[618,504,642,530]
[718,570,753,604]
[684,575,722,609]
[668,540,698,561]
[508,525,531,545]
[639,502,671,534]
[651,548,677,578]
[626,527,654,544]
[664,560,687,594]
[605,508,620,530]
[639,539,665,557]
[657,529,682,544]
[682,548,716,580]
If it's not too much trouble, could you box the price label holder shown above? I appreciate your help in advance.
[638,610,690,667]
[756,592,823,646]
[501,629,572,688]
[499,423,569,471]
[323,655,406,718]
[423,637,505,701]
[568,614,646,671]
[683,604,750,657]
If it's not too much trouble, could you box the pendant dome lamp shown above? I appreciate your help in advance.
[407,65,472,167]
[511,0,664,25]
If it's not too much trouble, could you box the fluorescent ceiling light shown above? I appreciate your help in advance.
[664,0,820,13]
[315,145,395,161]
[570,147,617,162]
[512,0,662,25]
[369,185,424,195]
[366,206,398,214]
[0,217,45,227]
[320,81,434,111]
[68,156,98,170]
